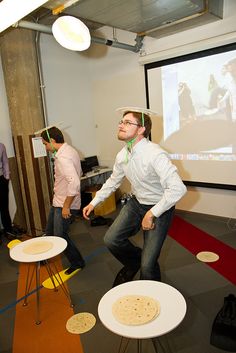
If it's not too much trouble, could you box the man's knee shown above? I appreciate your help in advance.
[104,230,113,248]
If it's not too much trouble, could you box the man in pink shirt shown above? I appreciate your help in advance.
[41,127,85,274]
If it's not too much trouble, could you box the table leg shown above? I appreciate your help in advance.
[23,264,35,306]
[152,337,168,353]
[118,337,130,353]
[44,260,74,307]
[137,339,142,353]
[35,261,41,325]
[118,338,143,353]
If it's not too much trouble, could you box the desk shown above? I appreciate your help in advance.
[81,168,112,182]
[10,236,68,324]
[98,280,187,352]
[81,168,116,216]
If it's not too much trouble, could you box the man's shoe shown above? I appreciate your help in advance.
[4,231,22,240]
[65,262,85,275]
[5,227,23,240]
[12,225,26,236]
[5,231,17,240]
[112,266,139,287]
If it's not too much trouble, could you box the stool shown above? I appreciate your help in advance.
[10,236,71,325]
[98,280,187,353]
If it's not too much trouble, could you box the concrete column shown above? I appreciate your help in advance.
[0,28,51,236]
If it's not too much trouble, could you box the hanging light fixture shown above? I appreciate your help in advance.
[52,16,91,51]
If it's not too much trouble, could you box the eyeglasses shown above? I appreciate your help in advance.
[118,120,141,127]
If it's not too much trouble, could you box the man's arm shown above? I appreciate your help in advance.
[61,155,81,218]
[83,203,94,220]
[83,154,125,220]
[2,144,10,179]
[150,153,187,218]
[62,195,75,218]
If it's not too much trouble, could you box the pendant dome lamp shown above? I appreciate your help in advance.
[52,15,91,51]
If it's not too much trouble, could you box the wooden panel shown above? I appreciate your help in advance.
[1,28,52,235]
[17,136,35,236]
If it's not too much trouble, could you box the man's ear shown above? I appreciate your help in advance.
[138,126,146,136]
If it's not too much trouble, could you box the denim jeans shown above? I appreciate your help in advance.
[104,197,175,281]
[0,175,12,231]
[45,206,84,267]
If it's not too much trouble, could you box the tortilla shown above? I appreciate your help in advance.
[23,240,53,255]
[112,295,160,325]
[196,251,219,263]
[66,312,96,334]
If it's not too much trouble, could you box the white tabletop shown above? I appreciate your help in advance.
[81,168,112,180]
[98,280,187,339]
[10,236,67,263]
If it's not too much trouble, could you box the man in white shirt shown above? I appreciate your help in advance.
[83,107,186,286]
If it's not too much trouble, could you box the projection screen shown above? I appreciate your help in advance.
[145,43,236,190]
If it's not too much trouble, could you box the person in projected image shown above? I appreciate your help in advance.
[218,58,236,121]
[41,126,85,274]
[178,82,196,126]
[83,107,186,287]
[208,74,227,110]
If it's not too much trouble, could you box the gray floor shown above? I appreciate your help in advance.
[1,206,236,353]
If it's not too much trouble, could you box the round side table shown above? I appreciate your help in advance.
[10,236,67,324]
[98,280,187,353]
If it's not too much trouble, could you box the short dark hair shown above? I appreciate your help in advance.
[123,111,152,138]
[41,127,64,143]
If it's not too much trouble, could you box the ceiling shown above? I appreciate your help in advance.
[30,0,224,39]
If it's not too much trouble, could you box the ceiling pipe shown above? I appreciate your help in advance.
[14,20,144,53]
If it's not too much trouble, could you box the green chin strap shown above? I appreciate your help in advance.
[46,129,57,157]
[141,112,144,127]
[125,112,145,163]
[125,137,137,163]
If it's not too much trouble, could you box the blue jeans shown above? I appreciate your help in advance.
[104,197,175,281]
[45,207,84,268]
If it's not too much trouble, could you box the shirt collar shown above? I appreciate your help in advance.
[132,137,148,153]
[54,142,67,158]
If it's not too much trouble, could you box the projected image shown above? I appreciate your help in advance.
[162,53,236,155]
[145,44,236,188]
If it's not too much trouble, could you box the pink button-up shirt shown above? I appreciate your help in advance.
[53,143,82,209]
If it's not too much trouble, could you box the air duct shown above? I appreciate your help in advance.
[14,20,144,53]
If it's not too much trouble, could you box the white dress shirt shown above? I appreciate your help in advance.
[91,138,186,217]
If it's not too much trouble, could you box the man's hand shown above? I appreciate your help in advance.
[83,204,95,220]
[142,210,155,231]
[62,206,71,219]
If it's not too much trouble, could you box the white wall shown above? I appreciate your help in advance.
[88,27,146,167]
[1,0,236,218]
[39,34,97,158]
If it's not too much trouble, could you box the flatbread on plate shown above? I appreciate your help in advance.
[66,312,96,334]
[112,294,160,325]
[23,240,53,255]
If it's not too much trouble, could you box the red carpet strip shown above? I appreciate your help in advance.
[169,215,236,285]
[13,256,84,353]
